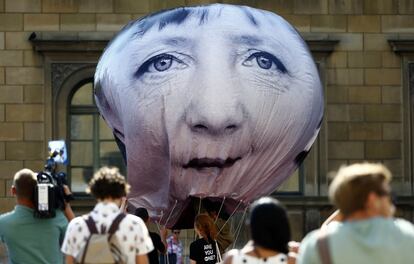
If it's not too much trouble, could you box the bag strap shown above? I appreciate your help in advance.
[215,241,222,263]
[85,215,99,234]
[80,215,97,264]
[108,213,126,235]
[80,213,125,264]
[84,213,125,235]
[317,229,332,264]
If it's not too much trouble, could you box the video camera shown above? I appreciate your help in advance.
[34,140,74,218]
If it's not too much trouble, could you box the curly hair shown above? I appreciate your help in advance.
[87,167,130,200]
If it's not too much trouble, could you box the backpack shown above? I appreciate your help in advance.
[76,213,127,264]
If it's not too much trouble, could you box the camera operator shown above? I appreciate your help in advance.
[0,168,71,264]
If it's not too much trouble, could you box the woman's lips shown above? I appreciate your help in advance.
[183,157,242,170]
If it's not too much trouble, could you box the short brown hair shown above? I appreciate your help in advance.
[329,163,392,217]
[87,167,130,200]
[13,169,37,199]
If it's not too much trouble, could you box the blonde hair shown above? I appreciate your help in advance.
[329,163,392,217]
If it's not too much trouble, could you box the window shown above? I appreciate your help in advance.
[389,40,414,196]
[278,167,303,193]
[277,60,326,195]
[68,80,126,194]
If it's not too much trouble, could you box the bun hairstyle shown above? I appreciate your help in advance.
[248,197,291,254]
[194,214,218,241]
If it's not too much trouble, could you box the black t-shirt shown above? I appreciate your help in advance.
[148,231,166,264]
[190,238,218,264]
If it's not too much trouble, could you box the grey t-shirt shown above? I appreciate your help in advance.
[298,217,414,264]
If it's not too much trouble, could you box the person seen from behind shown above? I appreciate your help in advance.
[135,207,167,264]
[297,162,414,264]
[203,200,234,255]
[190,214,220,264]
[224,197,292,264]
[62,167,154,264]
[0,169,68,264]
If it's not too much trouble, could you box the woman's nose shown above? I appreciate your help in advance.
[186,109,244,135]
[185,92,246,136]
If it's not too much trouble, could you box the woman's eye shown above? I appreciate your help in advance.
[154,56,173,71]
[256,55,272,69]
[135,54,186,78]
[243,52,287,74]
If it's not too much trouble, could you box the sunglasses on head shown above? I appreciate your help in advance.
[173,231,180,234]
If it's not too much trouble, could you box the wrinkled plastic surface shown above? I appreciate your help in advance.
[95,4,323,228]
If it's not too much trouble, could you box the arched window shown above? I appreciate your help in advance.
[68,80,126,194]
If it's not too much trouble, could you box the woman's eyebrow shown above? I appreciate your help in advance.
[161,37,193,48]
[228,34,286,52]
[229,35,263,46]
[132,36,193,52]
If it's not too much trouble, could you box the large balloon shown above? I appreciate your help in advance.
[95,4,323,228]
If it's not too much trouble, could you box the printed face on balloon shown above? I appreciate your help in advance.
[95,5,322,214]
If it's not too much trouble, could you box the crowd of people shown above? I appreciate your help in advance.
[1,162,414,264]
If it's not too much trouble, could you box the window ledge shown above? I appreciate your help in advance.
[306,40,338,53]
[389,39,414,54]
[29,31,338,54]
[29,32,108,52]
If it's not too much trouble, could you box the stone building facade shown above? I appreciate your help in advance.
[1,0,414,257]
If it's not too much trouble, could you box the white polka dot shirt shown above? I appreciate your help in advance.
[61,202,154,264]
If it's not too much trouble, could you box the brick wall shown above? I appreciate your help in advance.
[0,0,413,236]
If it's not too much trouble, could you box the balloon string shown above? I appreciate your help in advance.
[194,197,203,240]
[161,201,178,264]
[159,210,165,225]
[155,210,167,264]
[197,197,202,215]
[155,221,161,233]
[214,196,226,224]
[218,199,243,235]
[232,203,249,249]
[155,210,164,234]
[163,200,178,227]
